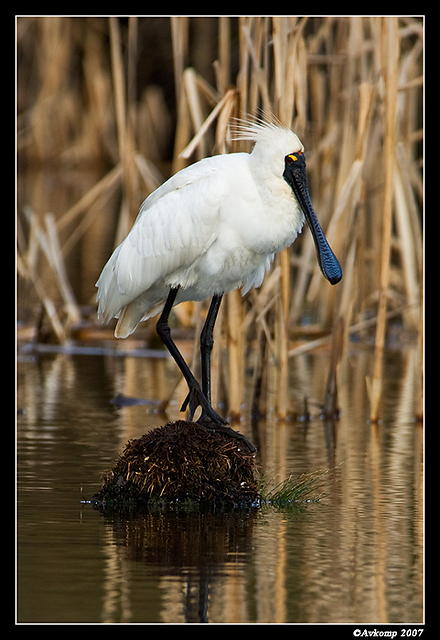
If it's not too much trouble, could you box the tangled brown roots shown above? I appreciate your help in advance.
[94,421,260,509]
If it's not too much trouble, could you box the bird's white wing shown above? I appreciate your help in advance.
[96,156,232,323]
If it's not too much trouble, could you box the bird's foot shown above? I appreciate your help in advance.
[181,384,256,453]
[199,419,257,454]
[181,383,227,425]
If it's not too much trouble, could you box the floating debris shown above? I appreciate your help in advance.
[93,421,260,510]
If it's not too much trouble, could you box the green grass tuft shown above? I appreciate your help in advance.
[259,466,339,509]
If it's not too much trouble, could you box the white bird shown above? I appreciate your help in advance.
[96,117,342,450]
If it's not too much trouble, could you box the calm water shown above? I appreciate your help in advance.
[17,347,423,624]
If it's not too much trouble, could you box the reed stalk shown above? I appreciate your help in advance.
[368,17,400,423]
[17,16,423,420]
[226,289,244,421]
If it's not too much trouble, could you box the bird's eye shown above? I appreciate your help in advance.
[285,151,302,164]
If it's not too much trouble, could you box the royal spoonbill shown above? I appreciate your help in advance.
[96,118,342,450]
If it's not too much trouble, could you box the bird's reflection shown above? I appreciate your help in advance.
[101,509,257,622]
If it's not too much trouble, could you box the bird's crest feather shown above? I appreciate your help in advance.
[231,112,287,143]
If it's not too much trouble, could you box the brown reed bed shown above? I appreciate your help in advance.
[17,17,423,422]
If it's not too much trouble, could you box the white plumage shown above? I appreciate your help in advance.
[96,116,341,443]
[96,119,309,338]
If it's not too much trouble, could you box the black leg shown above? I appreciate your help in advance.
[156,287,226,424]
[200,294,223,405]
[156,287,257,453]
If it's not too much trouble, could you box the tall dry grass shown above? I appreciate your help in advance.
[17,16,423,421]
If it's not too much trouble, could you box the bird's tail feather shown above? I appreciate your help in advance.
[114,302,147,338]
[114,298,166,338]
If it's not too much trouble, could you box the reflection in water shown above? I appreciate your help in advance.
[17,348,423,623]
[100,510,256,623]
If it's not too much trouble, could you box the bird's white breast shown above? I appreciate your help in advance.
[96,139,307,333]
[163,153,305,301]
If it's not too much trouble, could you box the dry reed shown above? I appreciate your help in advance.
[17,16,423,421]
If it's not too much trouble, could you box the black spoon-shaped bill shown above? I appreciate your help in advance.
[283,152,342,285]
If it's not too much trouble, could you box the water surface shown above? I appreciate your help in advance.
[17,348,423,623]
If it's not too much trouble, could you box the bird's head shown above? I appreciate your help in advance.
[233,116,342,285]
